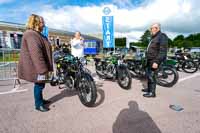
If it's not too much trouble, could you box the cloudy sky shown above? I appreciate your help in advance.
[0,0,199,42]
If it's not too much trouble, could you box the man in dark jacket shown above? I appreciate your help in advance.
[142,23,168,98]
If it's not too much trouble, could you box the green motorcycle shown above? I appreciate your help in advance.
[94,53,132,90]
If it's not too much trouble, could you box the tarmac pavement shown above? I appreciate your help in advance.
[0,66,200,133]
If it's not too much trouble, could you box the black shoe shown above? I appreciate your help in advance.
[143,92,156,98]
[35,106,50,112]
[43,100,51,104]
[142,88,149,92]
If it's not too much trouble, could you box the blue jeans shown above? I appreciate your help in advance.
[34,83,45,108]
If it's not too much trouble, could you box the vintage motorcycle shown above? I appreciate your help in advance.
[170,51,198,73]
[50,47,97,107]
[94,52,132,90]
[126,54,179,87]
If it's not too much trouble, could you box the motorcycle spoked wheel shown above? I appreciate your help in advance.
[95,64,107,79]
[96,64,114,79]
[77,73,97,107]
[156,66,179,87]
[182,60,198,73]
[117,68,132,90]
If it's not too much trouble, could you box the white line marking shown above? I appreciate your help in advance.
[0,62,10,67]
[0,86,28,95]
[178,72,200,83]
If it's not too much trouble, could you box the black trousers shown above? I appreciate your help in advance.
[146,60,158,93]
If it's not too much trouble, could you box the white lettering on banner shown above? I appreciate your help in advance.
[102,14,114,48]
[105,16,110,22]
[106,35,111,41]
[106,23,110,29]
[106,41,110,46]
[105,21,111,47]
[106,30,110,35]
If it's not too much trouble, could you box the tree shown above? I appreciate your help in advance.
[173,35,184,41]
[140,30,151,47]
[130,31,200,48]
[183,40,192,48]
[168,38,173,47]
[130,42,143,47]
[185,34,194,41]
[173,35,185,48]
[115,37,126,48]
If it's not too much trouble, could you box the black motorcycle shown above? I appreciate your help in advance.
[189,53,200,70]
[94,53,132,90]
[194,58,200,70]
[171,52,198,73]
[50,48,97,107]
[126,55,179,87]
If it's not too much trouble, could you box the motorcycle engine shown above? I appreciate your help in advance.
[64,76,74,90]
[105,64,115,78]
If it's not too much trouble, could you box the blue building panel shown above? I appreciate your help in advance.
[84,40,100,55]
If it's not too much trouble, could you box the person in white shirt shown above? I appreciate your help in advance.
[70,31,103,84]
[70,32,84,58]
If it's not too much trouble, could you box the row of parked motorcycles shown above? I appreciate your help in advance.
[95,52,178,88]
[49,46,200,107]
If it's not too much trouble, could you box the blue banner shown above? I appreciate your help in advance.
[42,26,49,38]
[102,16,114,48]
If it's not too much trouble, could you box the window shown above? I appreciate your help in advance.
[85,42,92,48]
[10,33,22,49]
[92,42,96,48]
[88,42,92,48]
[84,41,97,48]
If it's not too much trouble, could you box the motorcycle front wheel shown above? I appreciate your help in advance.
[77,73,97,107]
[156,66,179,87]
[117,67,132,90]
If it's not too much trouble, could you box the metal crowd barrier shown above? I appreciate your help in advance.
[0,48,21,87]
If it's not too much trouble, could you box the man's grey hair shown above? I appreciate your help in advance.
[151,23,161,30]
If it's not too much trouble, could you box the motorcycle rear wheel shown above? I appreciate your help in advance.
[182,60,198,73]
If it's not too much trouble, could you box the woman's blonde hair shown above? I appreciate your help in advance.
[26,14,41,32]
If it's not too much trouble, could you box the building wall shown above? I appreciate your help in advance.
[0,25,74,48]
[0,22,102,50]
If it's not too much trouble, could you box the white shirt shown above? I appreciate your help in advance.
[71,38,84,58]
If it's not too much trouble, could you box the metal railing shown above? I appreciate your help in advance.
[0,48,21,87]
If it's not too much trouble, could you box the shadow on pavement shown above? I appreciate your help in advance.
[93,89,105,107]
[194,89,200,93]
[47,89,77,107]
[129,72,147,90]
[46,87,105,108]
[113,101,161,133]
